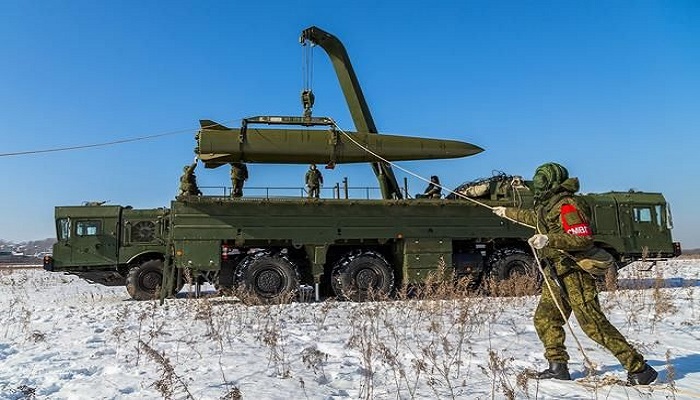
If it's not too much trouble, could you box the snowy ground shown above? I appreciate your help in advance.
[0,260,698,400]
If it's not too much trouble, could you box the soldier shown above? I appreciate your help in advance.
[178,162,202,197]
[417,175,441,198]
[230,162,249,197]
[492,162,657,386]
[305,163,323,198]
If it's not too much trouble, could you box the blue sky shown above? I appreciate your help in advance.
[1,1,698,248]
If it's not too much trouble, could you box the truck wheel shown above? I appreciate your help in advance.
[489,250,540,289]
[235,252,299,304]
[333,251,395,301]
[126,259,164,301]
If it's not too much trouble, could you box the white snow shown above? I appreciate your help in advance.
[0,260,698,399]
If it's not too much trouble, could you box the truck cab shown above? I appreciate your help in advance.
[50,205,121,270]
[45,204,169,286]
[584,191,681,262]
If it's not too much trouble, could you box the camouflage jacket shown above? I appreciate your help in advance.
[505,178,594,262]
[305,169,323,186]
[231,164,249,180]
[424,183,441,198]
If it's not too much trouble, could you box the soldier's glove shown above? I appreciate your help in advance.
[528,234,549,249]
[193,156,198,164]
[492,206,508,218]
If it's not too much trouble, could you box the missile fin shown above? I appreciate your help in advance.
[199,120,230,130]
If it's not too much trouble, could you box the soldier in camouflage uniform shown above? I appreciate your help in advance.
[305,164,323,198]
[423,175,442,198]
[493,162,657,386]
[230,162,248,197]
[178,163,202,197]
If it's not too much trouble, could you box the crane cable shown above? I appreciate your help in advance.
[301,39,314,92]
[0,120,238,158]
[332,121,597,373]
[300,39,316,118]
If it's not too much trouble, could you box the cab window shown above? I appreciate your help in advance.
[76,220,101,236]
[655,205,664,227]
[633,207,652,223]
[633,206,663,226]
[664,204,673,229]
[57,218,71,240]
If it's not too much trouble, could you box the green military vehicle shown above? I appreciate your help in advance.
[44,179,681,302]
[45,26,680,301]
[159,181,680,304]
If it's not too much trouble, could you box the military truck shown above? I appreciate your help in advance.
[45,26,680,301]
[161,180,680,302]
[44,179,681,302]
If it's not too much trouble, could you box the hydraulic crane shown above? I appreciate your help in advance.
[300,26,404,200]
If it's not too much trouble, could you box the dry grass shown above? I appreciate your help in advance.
[1,261,696,399]
[139,340,195,400]
[482,271,542,298]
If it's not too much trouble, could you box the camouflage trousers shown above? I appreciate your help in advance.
[179,183,200,196]
[534,264,645,373]
[232,179,244,197]
[307,184,320,198]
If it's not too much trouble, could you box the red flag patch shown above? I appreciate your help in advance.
[560,203,592,237]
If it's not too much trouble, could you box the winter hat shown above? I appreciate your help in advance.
[533,162,569,196]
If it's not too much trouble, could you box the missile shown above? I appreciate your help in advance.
[196,119,483,167]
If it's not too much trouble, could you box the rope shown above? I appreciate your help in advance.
[0,120,237,158]
[330,122,531,224]
[332,121,596,371]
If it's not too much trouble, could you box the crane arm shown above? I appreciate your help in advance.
[300,26,403,199]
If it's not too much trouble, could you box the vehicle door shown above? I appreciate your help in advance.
[70,208,121,267]
[632,203,675,255]
[618,201,667,254]
[52,216,73,268]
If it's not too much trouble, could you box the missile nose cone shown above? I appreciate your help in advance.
[445,139,484,158]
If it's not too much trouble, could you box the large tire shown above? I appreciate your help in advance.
[234,251,299,304]
[488,249,541,295]
[489,250,537,281]
[126,259,164,301]
[333,250,395,301]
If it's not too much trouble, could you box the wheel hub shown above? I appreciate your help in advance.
[355,268,378,289]
[140,271,161,291]
[256,269,282,294]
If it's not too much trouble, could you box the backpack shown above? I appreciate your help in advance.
[573,246,615,276]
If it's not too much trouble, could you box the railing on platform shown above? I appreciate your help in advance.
[200,176,412,200]
[199,185,386,200]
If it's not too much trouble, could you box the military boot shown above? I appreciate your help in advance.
[537,362,572,380]
[627,363,658,386]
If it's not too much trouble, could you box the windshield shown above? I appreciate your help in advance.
[57,218,71,240]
